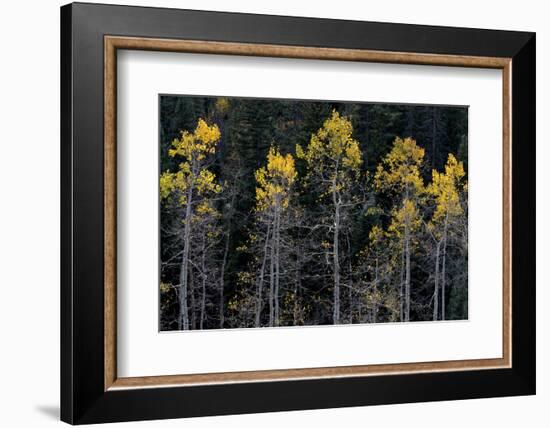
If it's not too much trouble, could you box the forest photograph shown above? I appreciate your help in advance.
[159,95,469,331]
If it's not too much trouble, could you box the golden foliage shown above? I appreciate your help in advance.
[374,137,425,194]
[374,137,425,242]
[427,153,466,222]
[387,199,422,237]
[255,146,297,212]
[196,169,222,194]
[159,171,177,200]
[168,118,221,160]
[160,119,222,204]
[368,225,385,246]
[160,170,189,202]
[296,110,362,173]
[195,200,218,217]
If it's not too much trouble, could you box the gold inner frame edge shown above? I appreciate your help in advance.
[104,36,512,391]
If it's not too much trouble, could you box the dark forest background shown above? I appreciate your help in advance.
[159,95,468,331]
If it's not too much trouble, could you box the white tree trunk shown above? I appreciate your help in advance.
[373,257,379,323]
[294,248,301,325]
[199,233,206,330]
[178,182,194,330]
[274,207,281,326]
[399,238,405,322]
[404,222,411,322]
[269,217,275,327]
[255,223,271,327]
[189,264,196,329]
[347,234,353,323]
[332,173,341,324]
[219,237,229,328]
[433,240,441,321]
[441,213,449,320]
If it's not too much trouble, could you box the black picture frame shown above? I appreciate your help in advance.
[61,2,535,424]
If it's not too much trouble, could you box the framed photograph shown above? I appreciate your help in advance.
[60,2,535,424]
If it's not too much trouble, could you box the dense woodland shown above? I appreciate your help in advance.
[159,96,468,331]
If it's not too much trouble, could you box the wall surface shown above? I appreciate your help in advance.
[0,0,546,426]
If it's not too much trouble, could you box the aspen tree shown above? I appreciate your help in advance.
[427,154,466,320]
[356,225,396,323]
[160,119,222,329]
[375,137,425,322]
[296,110,362,324]
[253,146,297,326]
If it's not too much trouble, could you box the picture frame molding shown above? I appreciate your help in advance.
[61,2,535,424]
[104,35,512,390]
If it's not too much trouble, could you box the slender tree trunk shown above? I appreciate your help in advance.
[199,232,206,330]
[255,223,271,327]
[332,167,341,324]
[404,223,411,322]
[178,181,194,330]
[403,186,412,323]
[219,236,229,328]
[399,238,405,322]
[294,248,301,325]
[269,215,275,327]
[219,189,236,329]
[373,257,379,323]
[433,240,441,321]
[347,233,353,324]
[333,200,341,324]
[274,207,281,326]
[189,265,196,329]
[348,274,353,323]
[441,213,449,320]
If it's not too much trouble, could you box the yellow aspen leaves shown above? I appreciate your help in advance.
[160,171,177,200]
[368,225,385,246]
[160,170,188,202]
[296,110,362,174]
[196,169,222,194]
[387,199,422,238]
[254,146,297,212]
[195,201,218,216]
[374,137,425,193]
[428,154,466,222]
[168,118,221,160]
[160,118,222,204]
